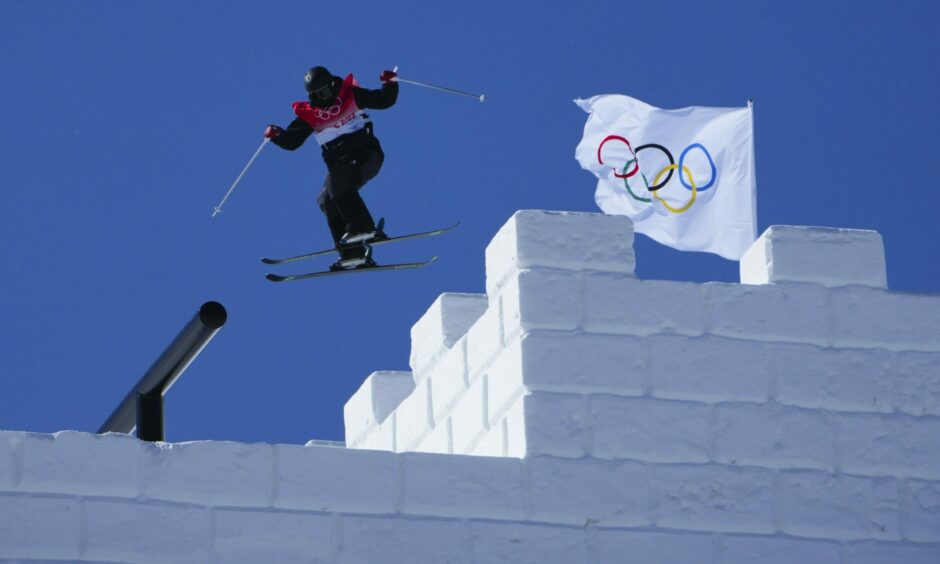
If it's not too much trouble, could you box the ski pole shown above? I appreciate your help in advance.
[212,138,270,217]
[393,66,485,103]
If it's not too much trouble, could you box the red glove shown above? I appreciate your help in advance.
[264,124,283,139]
[379,69,398,84]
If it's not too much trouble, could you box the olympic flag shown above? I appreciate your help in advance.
[574,94,757,260]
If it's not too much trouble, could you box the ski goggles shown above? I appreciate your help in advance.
[308,84,335,102]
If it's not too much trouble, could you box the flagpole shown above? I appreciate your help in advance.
[747,99,758,241]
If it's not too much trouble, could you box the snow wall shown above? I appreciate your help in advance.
[1,210,939,563]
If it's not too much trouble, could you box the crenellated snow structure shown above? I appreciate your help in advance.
[1,210,938,563]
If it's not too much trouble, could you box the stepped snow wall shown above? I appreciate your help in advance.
[1,210,939,563]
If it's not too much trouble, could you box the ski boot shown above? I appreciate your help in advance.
[339,218,388,246]
[329,244,376,272]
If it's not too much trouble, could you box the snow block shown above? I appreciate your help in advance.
[394,379,432,452]
[893,352,940,416]
[18,430,143,498]
[449,373,488,454]
[771,343,895,414]
[485,210,635,299]
[500,267,581,340]
[83,499,209,563]
[0,431,17,491]
[522,392,586,458]
[582,275,706,337]
[355,415,395,452]
[845,541,940,564]
[651,464,775,533]
[140,440,273,507]
[835,413,940,480]
[465,299,505,380]
[274,444,397,514]
[485,343,525,425]
[470,418,507,457]
[526,455,649,527]
[903,480,940,542]
[718,535,842,564]
[336,515,465,563]
[344,371,414,448]
[589,396,710,463]
[470,521,588,564]
[409,293,487,381]
[713,403,834,471]
[428,337,470,424]
[417,415,452,454]
[592,529,713,564]
[740,225,887,288]
[778,471,900,540]
[519,331,646,396]
[830,286,940,352]
[648,334,774,403]
[0,495,80,559]
[400,452,524,520]
[212,509,333,563]
[503,396,527,458]
[704,281,831,345]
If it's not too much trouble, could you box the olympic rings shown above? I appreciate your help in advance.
[621,160,650,202]
[596,135,715,214]
[313,97,344,120]
[678,143,716,192]
[652,164,697,213]
[634,143,674,191]
[598,135,638,178]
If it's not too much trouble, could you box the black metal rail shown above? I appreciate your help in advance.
[97,301,227,441]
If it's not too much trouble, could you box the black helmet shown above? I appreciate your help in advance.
[304,66,339,107]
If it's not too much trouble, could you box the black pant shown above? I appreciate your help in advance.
[317,138,384,251]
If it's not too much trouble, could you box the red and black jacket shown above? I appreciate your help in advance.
[272,75,398,155]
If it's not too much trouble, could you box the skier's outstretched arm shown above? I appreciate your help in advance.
[266,118,313,150]
[352,69,399,110]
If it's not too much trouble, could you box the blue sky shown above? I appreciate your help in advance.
[1,1,938,445]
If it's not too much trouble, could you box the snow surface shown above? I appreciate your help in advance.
[1,210,939,563]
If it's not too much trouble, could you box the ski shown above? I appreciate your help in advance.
[261,222,458,265]
[265,257,438,283]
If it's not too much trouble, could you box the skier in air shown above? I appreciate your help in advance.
[264,66,398,270]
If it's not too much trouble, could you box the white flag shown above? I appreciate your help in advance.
[575,94,757,260]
